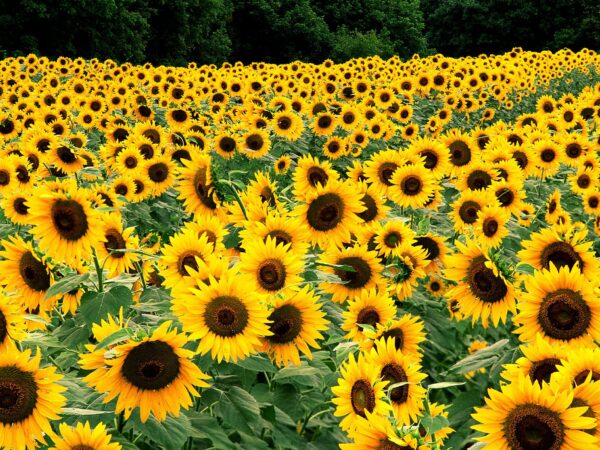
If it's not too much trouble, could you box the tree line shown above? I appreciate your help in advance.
[0,0,597,65]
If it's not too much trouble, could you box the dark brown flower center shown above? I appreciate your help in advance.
[400,176,422,196]
[335,256,372,289]
[566,143,582,158]
[380,328,404,351]
[350,379,375,417]
[381,363,408,403]
[458,200,481,224]
[574,370,600,385]
[529,358,561,385]
[51,199,89,241]
[378,162,399,186]
[496,188,514,207]
[538,289,591,341]
[104,228,126,258]
[245,134,264,150]
[193,168,217,210]
[467,256,507,303]
[307,167,328,187]
[266,304,302,344]
[420,151,438,169]
[0,366,38,424]
[467,170,492,190]
[540,241,583,272]
[19,251,51,292]
[449,140,471,167]
[513,151,529,169]
[204,296,249,337]
[483,218,499,237]
[121,341,180,390]
[541,149,556,163]
[148,162,169,183]
[0,170,10,186]
[414,236,440,260]
[257,259,286,291]
[357,306,380,330]
[306,193,344,231]
[13,197,28,215]
[357,194,378,223]
[177,252,201,276]
[505,405,563,450]
[125,156,137,169]
[0,311,6,344]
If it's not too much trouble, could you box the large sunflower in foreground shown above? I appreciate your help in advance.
[80,320,210,423]
[0,347,66,450]
[340,413,418,450]
[472,374,597,450]
[0,234,54,310]
[444,239,516,328]
[261,286,328,367]
[517,226,599,280]
[515,264,600,346]
[27,187,105,263]
[171,273,272,362]
[331,352,391,432]
[50,421,122,450]
[367,336,427,426]
[295,179,365,249]
[239,237,304,295]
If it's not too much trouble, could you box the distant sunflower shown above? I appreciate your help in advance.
[1,189,32,225]
[444,129,475,174]
[80,320,210,423]
[239,237,303,295]
[331,352,391,432]
[408,137,450,178]
[474,204,510,249]
[240,212,311,256]
[241,129,270,159]
[144,156,176,197]
[515,264,600,346]
[445,239,516,327]
[425,276,447,296]
[292,155,338,201]
[363,150,407,195]
[261,286,328,367]
[517,226,599,280]
[171,274,271,362]
[295,179,364,249]
[412,233,447,274]
[374,220,415,258]
[0,235,54,310]
[342,289,396,343]
[28,187,104,263]
[274,155,291,174]
[472,374,597,450]
[366,336,427,425]
[0,347,66,450]
[355,181,389,227]
[50,421,121,450]
[450,190,495,233]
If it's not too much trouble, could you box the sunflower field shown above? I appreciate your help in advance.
[0,48,599,450]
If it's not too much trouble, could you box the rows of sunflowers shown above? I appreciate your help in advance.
[0,48,598,449]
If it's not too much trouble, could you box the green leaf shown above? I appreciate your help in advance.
[79,285,133,329]
[46,272,90,299]
[235,355,278,373]
[420,414,450,434]
[216,386,261,434]
[186,411,234,448]
[61,407,114,416]
[125,410,194,450]
[450,339,509,374]
[272,365,320,382]
[94,328,132,350]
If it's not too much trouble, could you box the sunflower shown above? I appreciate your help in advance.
[472,374,597,450]
[490,179,525,216]
[144,156,176,197]
[272,111,304,141]
[323,136,346,159]
[342,289,397,343]
[331,352,391,432]
[313,112,337,136]
[0,294,26,351]
[515,264,600,346]
[340,413,417,450]
[355,181,389,227]
[261,286,328,367]
[554,347,600,387]
[532,138,562,177]
[388,163,435,208]
[450,190,495,233]
[570,380,600,439]
[473,204,510,249]
[408,136,450,179]
[444,239,516,327]
[239,237,303,295]
[570,166,597,195]
[0,235,55,310]
[239,212,311,256]
[517,226,599,280]
[292,154,339,201]
[367,336,427,426]
[373,220,415,258]
[95,213,140,278]
[274,155,291,174]
[412,233,447,274]
[176,152,222,218]
[241,129,271,159]
[444,129,475,174]
[501,333,568,386]
[188,215,226,253]
[1,189,32,225]
[50,421,121,450]
[213,131,239,159]
[583,190,600,215]
[363,149,408,196]
[171,273,272,362]
[0,347,66,450]
[115,147,142,173]
[80,320,210,423]
[27,187,105,263]
[425,276,447,297]
[359,314,426,360]
[456,163,500,191]
[159,227,214,291]
[295,179,365,249]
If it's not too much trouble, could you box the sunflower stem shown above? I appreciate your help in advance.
[92,248,104,293]
[117,411,125,433]
[134,261,146,290]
